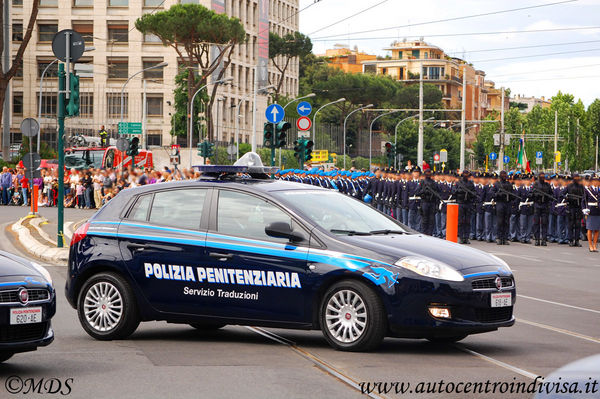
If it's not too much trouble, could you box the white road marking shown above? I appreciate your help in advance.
[246,327,386,399]
[517,318,600,344]
[455,345,538,380]
[494,253,543,262]
[519,295,600,314]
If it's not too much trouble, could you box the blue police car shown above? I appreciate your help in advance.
[0,252,55,362]
[66,164,515,351]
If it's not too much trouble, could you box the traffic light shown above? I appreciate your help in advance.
[263,123,274,148]
[304,140,314,162]
[197,140,214,159]
[293,139,305,166]
[275,121,291,148]
[385,142,395,167]
[127,137,139,156]
[65,73,80,117]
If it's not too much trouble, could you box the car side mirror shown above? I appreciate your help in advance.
[265,222,305,243]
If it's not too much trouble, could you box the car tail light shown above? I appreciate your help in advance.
[71,222,90,246]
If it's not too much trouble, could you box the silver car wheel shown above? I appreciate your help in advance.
[83,281,123,332]
[325,289,367,343]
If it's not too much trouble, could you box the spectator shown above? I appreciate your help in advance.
[93,169,103,208]
[0,167,12,205]
[82,171,93,209]
[75,182,85,208]
[38,193,49,207]
[20,173,29,206]
[64,192,76,208]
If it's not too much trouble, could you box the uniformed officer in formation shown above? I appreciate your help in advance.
[276,168,599,251]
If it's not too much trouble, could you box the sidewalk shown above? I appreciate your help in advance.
[9,208,96,265]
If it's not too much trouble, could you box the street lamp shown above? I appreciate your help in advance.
[313,97,345,147]
[120,62,168,128]
[369,109,406,170]
[235,85,274,159]
[343,104,373,169]
[188,76,233,168]
[283,93,316,110]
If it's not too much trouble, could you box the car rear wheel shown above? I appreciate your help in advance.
[0,351,14,363]
[320,280,386,351]
[77,272,140,340]
[426,335,468,344]
[189,323,226,331]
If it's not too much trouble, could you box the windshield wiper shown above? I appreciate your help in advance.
[330,229,372,236]
[369,229,407,235]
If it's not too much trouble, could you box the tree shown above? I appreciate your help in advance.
[269,31,312,102]
[135,4,245,141]
[0,0,40,156]
[170,67,206,140]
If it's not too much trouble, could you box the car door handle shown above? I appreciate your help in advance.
[127,243,148,251]
[209,252,233,261]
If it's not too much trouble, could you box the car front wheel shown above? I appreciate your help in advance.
[320,280,386,351]
[77,272,140,340]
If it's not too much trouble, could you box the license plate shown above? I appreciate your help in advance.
[491,293,512,308]
[10,307,42,325]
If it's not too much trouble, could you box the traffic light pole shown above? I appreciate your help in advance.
[57,63,66,248]
[271,122,276,167]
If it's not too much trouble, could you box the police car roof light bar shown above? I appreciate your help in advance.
[193,165,280,180]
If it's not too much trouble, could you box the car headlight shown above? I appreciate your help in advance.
[488,254,512,272]
[30,261,53,286]
[394,256,464,282]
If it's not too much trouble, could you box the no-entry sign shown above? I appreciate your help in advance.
[297,116,312,131]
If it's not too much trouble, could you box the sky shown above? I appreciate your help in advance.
[298,0,600,106]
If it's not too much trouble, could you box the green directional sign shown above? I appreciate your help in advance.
[118,122,142,135]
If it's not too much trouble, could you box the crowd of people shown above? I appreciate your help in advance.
[277,167,600,252]
[2,160,599,252]
[0,166,201,209]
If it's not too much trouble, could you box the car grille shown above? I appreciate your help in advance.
[474,307,513,323]
[0,322,48,343]
[0,289,50,303]
[471,277,514,290]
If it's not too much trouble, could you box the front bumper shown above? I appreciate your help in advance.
[0,288,56,353]
[386,270,516,338]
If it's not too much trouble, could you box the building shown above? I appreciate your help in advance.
[318,45,377,74]
[6,0,298,151]
[485,81,510,117]
[510,94,551,113]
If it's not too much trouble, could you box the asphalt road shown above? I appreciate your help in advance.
[0,206,599,399]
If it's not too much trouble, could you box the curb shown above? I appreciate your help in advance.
[11,216,69,264]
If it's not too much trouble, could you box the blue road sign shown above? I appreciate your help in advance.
[503,155,510,164]
[536,151,543,158]
[489,152,497,160]
[296,101,312,117]
[265,104,284,124]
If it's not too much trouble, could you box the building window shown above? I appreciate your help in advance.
[146,95,163,117]
[180,0,199,4]
[424,52,428,59]
[144,0,163,5]
[147,133,162,146]
[144,33,161,43]
[38,23,58,42]
[143,59,164,80]
[107,93,127,118]
[74,0,93,6]
[40,0,58,6]
[108,23,128,43]
[12,93,23,116]
[396,51,402,60]
[411,50,420,59]
[12,0,23,5]
[38,93,58,118]
[14,60,23,78]
[73,22,93,45]
[108,0,128,6]
[12,23,23,42]
[80,93,93,118]
[38,59,58,78]
[108,58,128,79]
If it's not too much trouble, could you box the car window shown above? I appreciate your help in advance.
[128,194,152,221]
[148,189,207,230]
[217,190,292,243]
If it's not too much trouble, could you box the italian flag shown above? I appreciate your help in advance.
[516,131,531,172]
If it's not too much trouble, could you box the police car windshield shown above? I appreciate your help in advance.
[273,190,407,235]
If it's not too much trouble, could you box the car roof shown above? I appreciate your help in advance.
[126,178,327,194]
